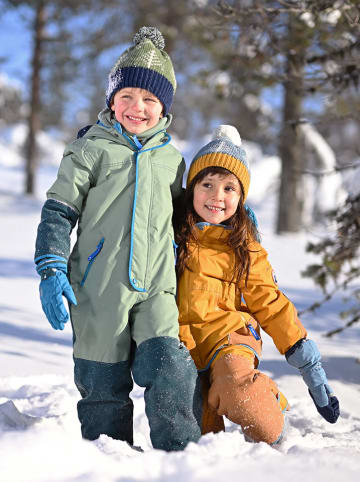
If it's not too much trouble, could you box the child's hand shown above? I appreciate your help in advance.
[39,270,77,330]
[285,338,340,423]
[308,385,340,424]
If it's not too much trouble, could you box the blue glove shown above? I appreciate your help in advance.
[39,269,77,330]
[286,338,340,423]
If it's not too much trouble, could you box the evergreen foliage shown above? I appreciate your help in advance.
[1,0,359,225]
[302,193,360,336]
[195,0,360,232]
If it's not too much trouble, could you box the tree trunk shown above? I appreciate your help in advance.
[25,1,46,195]
[276,46,305,233]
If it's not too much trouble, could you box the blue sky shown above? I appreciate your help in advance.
[0,6,32,91]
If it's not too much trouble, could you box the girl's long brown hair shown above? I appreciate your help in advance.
[176,166,259,285]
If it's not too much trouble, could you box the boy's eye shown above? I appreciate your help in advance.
[145,97,156,103]
[225,186,235,191]
[202,183,211,188]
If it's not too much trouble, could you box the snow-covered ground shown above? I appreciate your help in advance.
[0,128,359,481]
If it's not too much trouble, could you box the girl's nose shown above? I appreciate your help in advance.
[212,187,224,201]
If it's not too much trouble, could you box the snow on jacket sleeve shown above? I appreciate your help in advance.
[241,241,307,354]
[35,140,95,260]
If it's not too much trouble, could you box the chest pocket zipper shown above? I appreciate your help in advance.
[80,237,105,287]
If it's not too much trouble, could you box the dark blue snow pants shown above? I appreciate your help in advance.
[74,336,202,451]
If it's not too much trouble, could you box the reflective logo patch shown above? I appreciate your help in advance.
[272,269,278,284]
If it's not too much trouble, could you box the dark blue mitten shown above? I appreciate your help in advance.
[286,338,340,423]
[308,386,340,424]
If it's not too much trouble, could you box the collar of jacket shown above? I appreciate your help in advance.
[96,108,172,150]
[193,222,231,249]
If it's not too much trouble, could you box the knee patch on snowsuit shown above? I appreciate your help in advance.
[208,351,288,445]
[132,336,202,451]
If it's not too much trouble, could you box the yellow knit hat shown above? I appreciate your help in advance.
[187,125,250,200]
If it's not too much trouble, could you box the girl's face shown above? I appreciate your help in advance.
[111,87,163,134]
[193,172,241,224]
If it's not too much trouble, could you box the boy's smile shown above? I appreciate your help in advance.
[193,172,241,224]
[111,87,163,135]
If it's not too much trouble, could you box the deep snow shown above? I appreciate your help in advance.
[0,127,359,482]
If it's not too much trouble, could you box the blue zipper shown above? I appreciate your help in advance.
[80,238,105,287]
[127,133,171,292]
[172,240,178,265]
[98,119,172,292]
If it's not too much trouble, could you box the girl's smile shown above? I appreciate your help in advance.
[193,172,241,224]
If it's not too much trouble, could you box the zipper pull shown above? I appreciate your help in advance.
[247,323,261,340]
[88,238,104,261]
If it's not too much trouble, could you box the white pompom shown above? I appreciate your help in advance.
[212,125,242,146]
[133,26,165,50]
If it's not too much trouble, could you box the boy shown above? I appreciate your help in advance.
[35,27,201,451]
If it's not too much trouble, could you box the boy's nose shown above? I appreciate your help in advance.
[131,98,144,111]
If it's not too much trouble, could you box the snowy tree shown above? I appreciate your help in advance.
[299,123,348,227]
[1,0,130,195]
[191,0,360,232]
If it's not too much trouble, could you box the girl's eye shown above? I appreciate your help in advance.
[202,183,211,188]
[226,184,239,192]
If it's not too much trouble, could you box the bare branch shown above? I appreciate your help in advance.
[307,40,360,65]
[325,315,360,337]
[295,162,360,177]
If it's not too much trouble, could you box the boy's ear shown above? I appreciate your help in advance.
[111,103,115,111]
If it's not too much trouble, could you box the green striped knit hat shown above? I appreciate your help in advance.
[106,27,176,115]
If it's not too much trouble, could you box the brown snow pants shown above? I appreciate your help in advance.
[201,345,289,445]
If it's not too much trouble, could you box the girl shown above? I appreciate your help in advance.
[176,125,339,445]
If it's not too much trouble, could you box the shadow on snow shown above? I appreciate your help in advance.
[0,258,37,278]
[0,318,72,347]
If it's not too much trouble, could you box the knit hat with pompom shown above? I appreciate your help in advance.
[106,26,176,115]
[187,125,250,200]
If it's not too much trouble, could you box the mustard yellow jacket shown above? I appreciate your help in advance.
[177,224,306,370]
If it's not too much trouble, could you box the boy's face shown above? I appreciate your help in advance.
[111,87,163,135]
[193,172,241,224]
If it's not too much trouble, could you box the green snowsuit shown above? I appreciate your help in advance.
[35,109,201,450]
